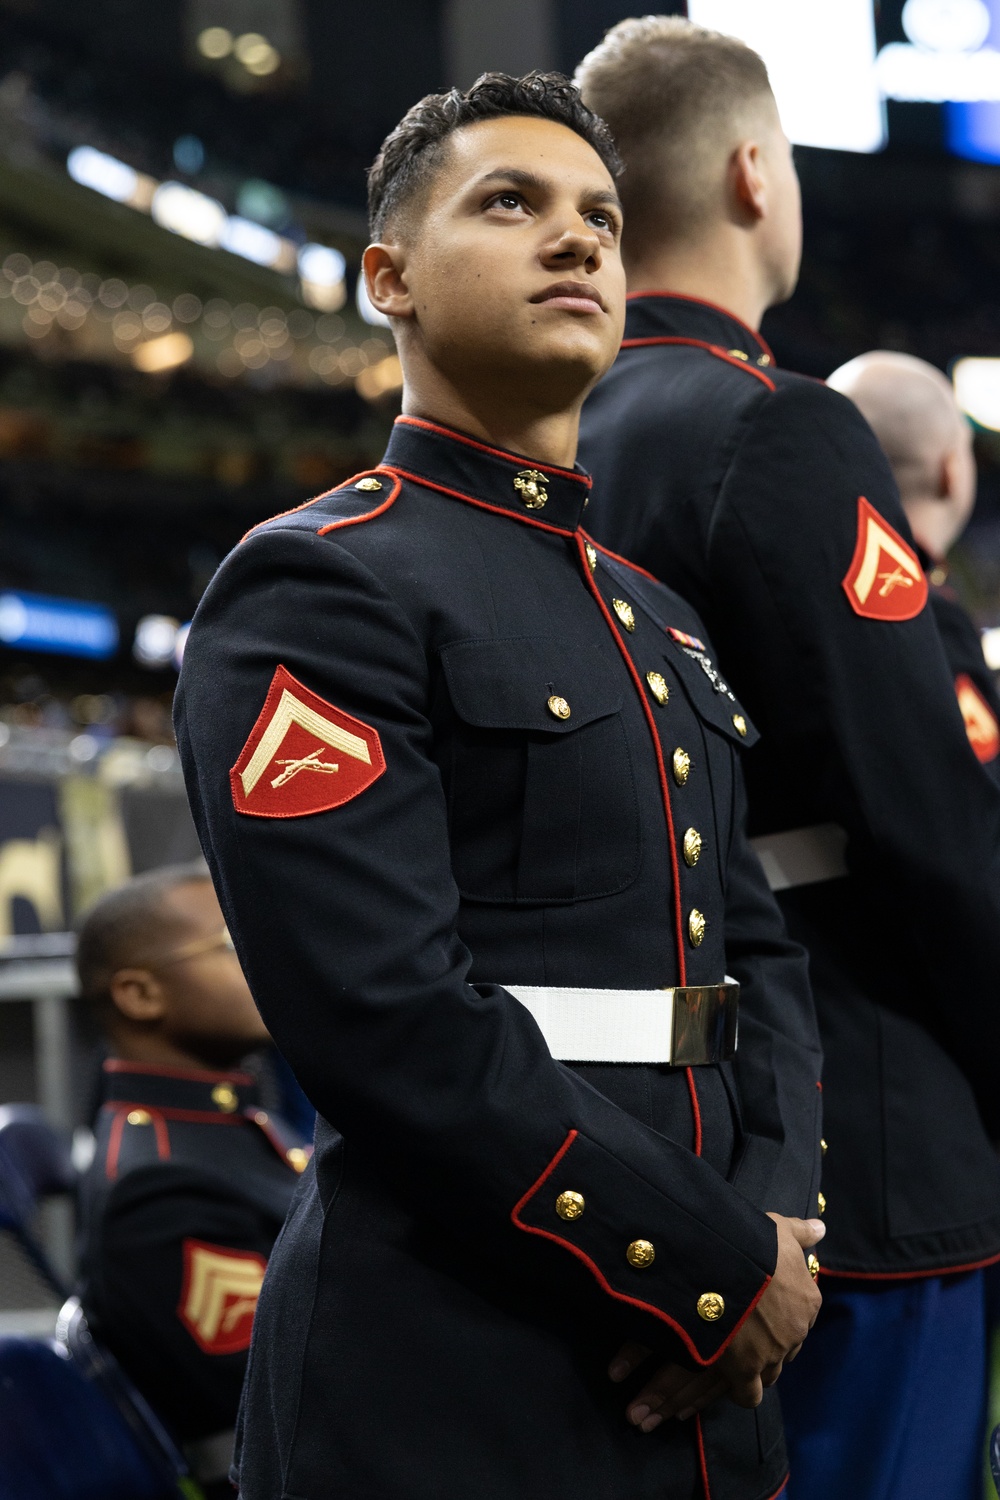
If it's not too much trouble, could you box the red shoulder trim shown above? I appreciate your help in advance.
[105,1107,126,1181]
[511,1129,772,1367]
[820,1247,1000,1281]
[394,415,592,487]
[316,469,402,535]
[240,468,399,544]
[103,1060,254,1085]
[580,531,661,586]
[625,290,775,365]
[388,465,578,537]
[619,335,776,391]
[110,1100,246,1125]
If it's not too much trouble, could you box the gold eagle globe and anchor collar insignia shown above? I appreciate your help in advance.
[513,469,548,510]
[231,664,386,819]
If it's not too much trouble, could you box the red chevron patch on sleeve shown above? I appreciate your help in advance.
[841,496,928,622]
[178,1240,266,1355]
[230,665,386,818]
[955,675,1000,764]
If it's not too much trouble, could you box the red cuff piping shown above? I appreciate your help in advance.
[511,1128,773,1367]
[394,415,591,485]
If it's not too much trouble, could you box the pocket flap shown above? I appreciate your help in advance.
[662,636,760,748]
[440,636,623,732]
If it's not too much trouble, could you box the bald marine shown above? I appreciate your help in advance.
[827,351,976,563]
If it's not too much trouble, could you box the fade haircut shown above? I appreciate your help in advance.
[574,16,774,261]
[77,861,211,1018]
[367,70,622,240]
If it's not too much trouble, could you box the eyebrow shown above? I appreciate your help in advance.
[475,167,622,212]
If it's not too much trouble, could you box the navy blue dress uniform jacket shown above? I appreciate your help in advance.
[175,416,821,1500]
[923,551,1000,785]
[579,292,1000,1278]
[78,1060,306,1442]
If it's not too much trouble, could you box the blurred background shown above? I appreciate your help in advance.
[2,0,1000,1155]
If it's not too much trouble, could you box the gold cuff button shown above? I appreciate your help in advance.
[672,747,691,786]
[286,1147,309,1173]
[547,695,571,720]
[514,469,548,509]
[683,827,702,867]
[356,476,383,492]
[807,1254,820,1280]
[646,670,669,705]
[732,714,747,737]
[626,1239,655,1269]
[817,1192,826,1214]
[126,1109,151,1126]
[697,1291,725,1322]
[555,1190,585,1221]
[612,598,636,632]
[584,542,598,573]
[820,1138,828,1155]
[688,908,706,947]
[211,1083,238,1113]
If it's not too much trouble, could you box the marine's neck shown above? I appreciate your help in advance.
[626,234,773,334]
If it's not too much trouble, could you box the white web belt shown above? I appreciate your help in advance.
[502,981,739,1065]
[750,823,849,892]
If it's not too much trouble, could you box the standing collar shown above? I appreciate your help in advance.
[382,415,592,534]
[102,1058,260,1115]
[623,292,775,369]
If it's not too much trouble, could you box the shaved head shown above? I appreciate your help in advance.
[574,16,777,260]
[829,351,976,557]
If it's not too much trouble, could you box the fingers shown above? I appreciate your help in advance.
[608,1340,651,1382]
[626,1363,726,1432]
[727,1371,765,1409]
[788,1215,826,1248]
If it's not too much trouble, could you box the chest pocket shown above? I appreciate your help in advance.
[662,638,760,749]
[437,636,641,904]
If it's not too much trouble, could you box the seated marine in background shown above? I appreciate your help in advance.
[75,862,309,1484]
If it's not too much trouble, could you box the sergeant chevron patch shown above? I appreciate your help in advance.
[178,1239,266,1354]
[230,664,385,818]
[842,496,928,622]
[955,674,1000,764]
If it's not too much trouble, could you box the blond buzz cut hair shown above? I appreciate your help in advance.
[574,16,775,261]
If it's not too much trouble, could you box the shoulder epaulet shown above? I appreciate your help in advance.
[241,468,402,544]
[104,1104,171,1182]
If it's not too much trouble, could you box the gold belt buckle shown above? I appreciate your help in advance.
[665,981,740,1066]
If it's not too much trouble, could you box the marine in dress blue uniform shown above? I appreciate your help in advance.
[79,1059,307,1443]
[579,290,1000,1500]
[175,411,823,1500]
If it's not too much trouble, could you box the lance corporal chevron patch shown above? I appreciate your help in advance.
[230,664,385,818]
[842,496,928,622]
[955,674,1000,764]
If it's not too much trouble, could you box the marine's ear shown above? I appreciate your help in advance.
[363,243,414,322]
[729,139,768,226]
[108,968,168,1024]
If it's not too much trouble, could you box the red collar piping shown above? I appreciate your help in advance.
[394,415,592,488]
[387,464,579,537]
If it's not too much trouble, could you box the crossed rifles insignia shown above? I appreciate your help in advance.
[231,664,386,818]
[842,496,928,622]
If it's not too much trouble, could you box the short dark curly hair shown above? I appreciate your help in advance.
[367,71,622,240]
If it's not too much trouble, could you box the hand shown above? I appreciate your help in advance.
[609,1213,825,1432]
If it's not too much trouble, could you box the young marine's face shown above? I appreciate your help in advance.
[376,114,627,405]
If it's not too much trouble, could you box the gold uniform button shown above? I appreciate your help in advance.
[514,469,548,509]
[356,476,382,492]
[286,1147,309,1173]
[211,1083,238,1113]
[253,1110,269,1126]
[727,348,749,361]
[612,598,636,632]
[672,747,691,786]
[126,1109,151,1126]
[697,1291,725,1322]
[646,670,669,705]
[626,1239,655,1269]
[820,1138,828,1155]
[817,1192,827,1214]
[688,908,706,947]
[757,353,771,367]
[585,542,598,573]
[683,827,702,867]
[732,714,747,737]
[555,1190,585,1221]
[547,695,571,721]
[807,1254,821,1280]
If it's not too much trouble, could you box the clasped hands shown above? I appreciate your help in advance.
[610,1212,825,1434]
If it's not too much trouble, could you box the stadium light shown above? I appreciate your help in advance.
[0,591,118,660]
[953,356,1000,430]
[687,0,886,153]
